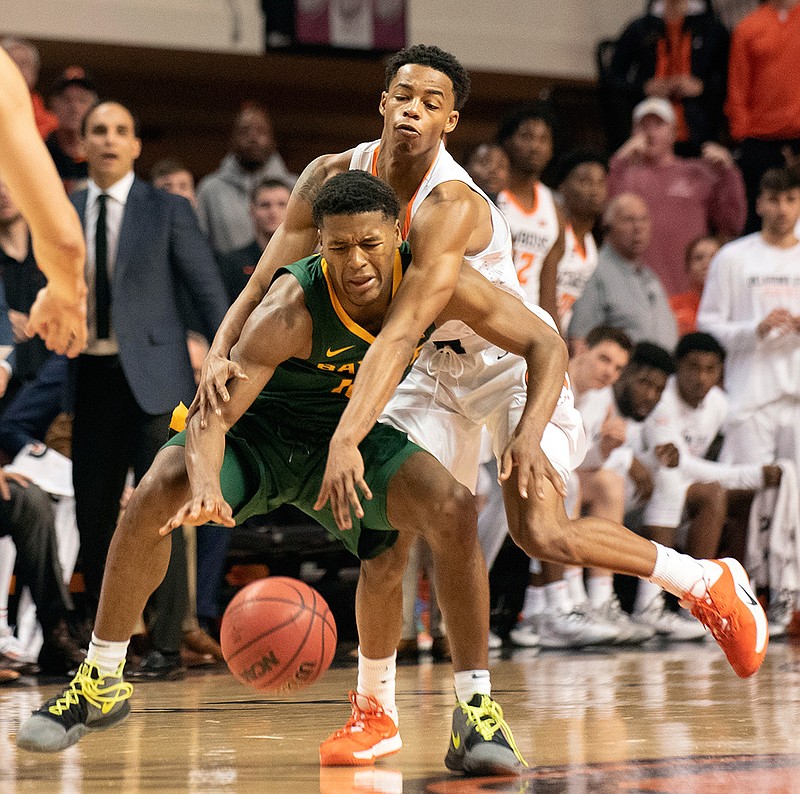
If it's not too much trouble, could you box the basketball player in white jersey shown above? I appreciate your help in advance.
[554,150,607,332]
[495,103,564,326]
[193,45,768,773]
[698,168,800,479]
[0,48,86,357]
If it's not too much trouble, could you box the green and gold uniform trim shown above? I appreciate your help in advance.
[319,248,404,345]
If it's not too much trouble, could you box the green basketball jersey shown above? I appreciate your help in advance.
[235,241,431,441]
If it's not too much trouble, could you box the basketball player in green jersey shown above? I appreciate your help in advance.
[19,171,572,774]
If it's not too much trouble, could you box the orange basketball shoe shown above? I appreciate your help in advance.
[681,558,768,678]
[320,691,402,766]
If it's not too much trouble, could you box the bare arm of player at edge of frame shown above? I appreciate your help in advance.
[159,275,312,535]
[0,49,87,358]
[191,152,351,425]
[439,265,569,499]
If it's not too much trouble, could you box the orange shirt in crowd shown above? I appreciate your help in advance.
[30,91,58,139]
[670,290,701,337]
[656,18,692,144]
[726,2,800,141]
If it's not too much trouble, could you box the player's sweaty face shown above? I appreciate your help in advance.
[380,64,458,151]
[319,211,402,308]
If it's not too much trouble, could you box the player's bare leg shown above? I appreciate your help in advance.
[502,472,768,679]
[321,452,525,776]
[579,469,654,644]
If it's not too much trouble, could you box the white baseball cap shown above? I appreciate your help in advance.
[633,97,675,126]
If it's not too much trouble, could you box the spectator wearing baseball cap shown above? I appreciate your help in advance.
[45,66,98,194]
[607,96,746,296]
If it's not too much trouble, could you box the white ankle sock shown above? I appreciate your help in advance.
[522,586,546,618]
[544,580,572,613]
[87,634,129,676]
[357,649,397,724]
[454,669,491,702]
[587,574,614,608]
[647,543,722,599]
[564,568,588,606]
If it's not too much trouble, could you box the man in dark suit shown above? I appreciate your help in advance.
[71,101,228,671]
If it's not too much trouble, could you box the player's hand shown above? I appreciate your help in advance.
[643,77,672,99]
[654,442,680,468]
[701,141,734,169]
[158,489,235,536]
[26,283,87,358]
[762,464,782,489]
[757,308,795,338]
[629,457,654,501]
[672,74,703,98]
[188,353,248,429]
[9,310,32,343]
[314,439,372,531]
[0,469,30,500]
[499,435,567,500]
[616,133,648,163]
[599,407,626,459]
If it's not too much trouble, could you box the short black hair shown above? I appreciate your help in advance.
[585,325,633,354]
[554,148,608,188]
[675,332,726,363]
[81,100,141,138]
[496,102,558,147]
[384,45,471,111]
[628,342,675,376]
[759,167,800,196]
[250,177,292,204]
[312,171,400,228]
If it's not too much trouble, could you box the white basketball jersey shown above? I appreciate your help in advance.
[349,140,524,345]
[557,225,598,330]
[496,183,560,306]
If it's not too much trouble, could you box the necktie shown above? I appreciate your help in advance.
[95,193,110,339]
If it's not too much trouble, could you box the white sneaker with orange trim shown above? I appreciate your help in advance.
[320,691,402,766]
[681,558,768,678]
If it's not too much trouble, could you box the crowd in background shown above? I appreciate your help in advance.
[0,0,799,679]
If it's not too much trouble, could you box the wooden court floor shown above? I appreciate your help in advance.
[3,639,800,793]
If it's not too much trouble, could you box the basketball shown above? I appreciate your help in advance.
[220,577,337,693]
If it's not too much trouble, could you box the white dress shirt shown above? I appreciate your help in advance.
[84,171,135,356]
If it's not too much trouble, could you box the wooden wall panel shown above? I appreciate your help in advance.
[33,40,603,182]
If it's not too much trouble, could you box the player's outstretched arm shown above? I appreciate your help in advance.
[193,152,349,427]
[161,276,312,534]
[440,265,569,499]
[315,186,479,528]
[0,50,87,357]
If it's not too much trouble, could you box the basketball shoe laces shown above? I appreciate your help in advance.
[681,577,738,642]
[426,346,464,404]
[47,661,133,719]
[460,694,528,767]
[331,691,392,739]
